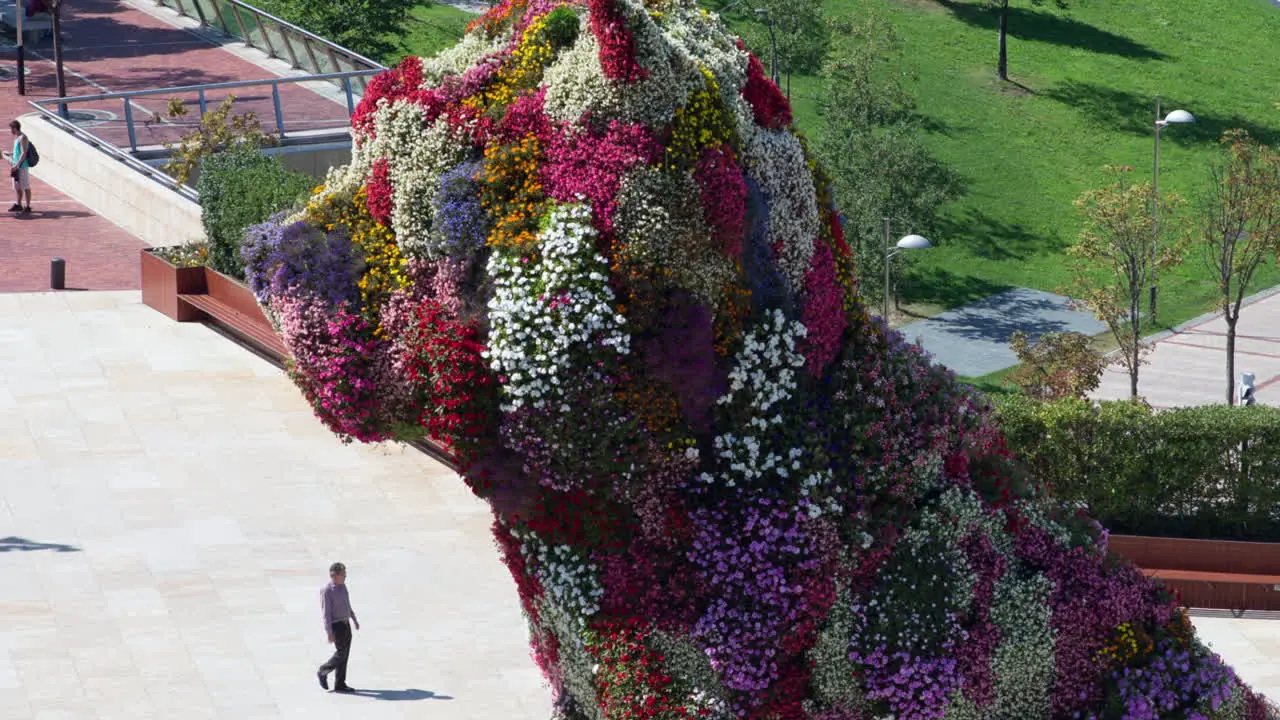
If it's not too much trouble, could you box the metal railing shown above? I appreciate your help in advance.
[27,69,382,200]
[151,0,386,93]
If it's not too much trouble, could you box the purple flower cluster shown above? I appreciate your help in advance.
[638,292,724,435]
[242,214,361,306]
[687,496,823,703]
[742,177,793,314]
[853,647,962,720]
[1082,639,1240,720]
[431,160,490,258]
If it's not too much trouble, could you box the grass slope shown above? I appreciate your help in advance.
[715,0,1280,331]
[391,2,475,63]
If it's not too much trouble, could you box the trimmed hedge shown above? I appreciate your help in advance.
[198,147,313,278]
[995,397,1280,541]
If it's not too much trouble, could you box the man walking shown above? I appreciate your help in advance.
[317,562,359,693]
[8,120,32,215]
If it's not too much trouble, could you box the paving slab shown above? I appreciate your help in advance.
[1092,289,1280,407]
[0,291,550,720]
[900,287,1105,377]
[1190,610,1280,700]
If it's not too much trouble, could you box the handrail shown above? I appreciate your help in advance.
[29,69,380,153]
[151,0,386,82]
[27,104,199,202]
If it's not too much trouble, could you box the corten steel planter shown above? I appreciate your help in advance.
[202,268,274,329]
[1109,534,1280,613]
[140,248,205,321]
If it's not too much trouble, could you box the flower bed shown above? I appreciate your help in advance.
[243,0,1279,717]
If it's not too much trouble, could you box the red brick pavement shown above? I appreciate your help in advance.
[0,0,358,292]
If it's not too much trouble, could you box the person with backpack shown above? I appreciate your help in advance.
[7,119,39,215]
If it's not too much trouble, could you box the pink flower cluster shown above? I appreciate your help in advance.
[543,120,660,232]
[694,145,747,257]
[800,239,847,375]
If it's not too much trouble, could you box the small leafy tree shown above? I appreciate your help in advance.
[817,15,960,313]
[989,0,1068,81]
[1197,130,1280,404]
[745,0,829,98]
[162,96,277,186]
[1004,330,1107,400]
[1069,165,1185,399]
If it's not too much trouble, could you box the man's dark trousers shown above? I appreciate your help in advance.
[320,621,352,687]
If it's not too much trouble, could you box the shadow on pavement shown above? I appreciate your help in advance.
[0,536,81,552]
[350,688,454,701]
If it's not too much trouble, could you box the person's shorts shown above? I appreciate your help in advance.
[12,166,29,191]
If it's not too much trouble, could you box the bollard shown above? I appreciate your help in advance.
[50,258,65,290]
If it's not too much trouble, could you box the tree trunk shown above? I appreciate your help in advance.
[1226,315,1237,406]
[1129,327,1140,399]
[997,1,1009,81]
[52,3,67,103]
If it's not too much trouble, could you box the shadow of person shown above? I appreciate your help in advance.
[349,688,453,701]
[0,536,81,552]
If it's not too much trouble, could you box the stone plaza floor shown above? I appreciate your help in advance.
[0,290,1276,715]
[0,292,549,719]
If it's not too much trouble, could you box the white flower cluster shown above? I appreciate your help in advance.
[989,573,1055,719]
[539,597,602,719]
[517,529,604,626]
[798,468,842,519]
[733,97,819,287]
[364,103,473,259]
[1011,498,1075,547]
[662,6,748,108]
[542,0,702,126]
[422,28,514,85]
[915,487,1010,555]
[698,310,806,488]
[808,582,868,712]
[613,167,735,307]
[484,203,630,412]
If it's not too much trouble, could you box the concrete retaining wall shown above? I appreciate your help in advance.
[23,113,204,249]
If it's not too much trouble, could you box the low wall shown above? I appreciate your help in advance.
[23,113,204,249]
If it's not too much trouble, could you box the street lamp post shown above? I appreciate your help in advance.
[1150,95,1195,323]
[754,8,779,86]
[883,217,933,319]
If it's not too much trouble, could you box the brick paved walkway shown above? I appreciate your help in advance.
[1092,289,1280,408]
[0,0,355,293]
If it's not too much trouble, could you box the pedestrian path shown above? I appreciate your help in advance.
[0,291,549,719]
[0,0,353,293]
[1092,288,1280,407]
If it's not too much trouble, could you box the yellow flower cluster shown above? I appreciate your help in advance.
[469,14,555,112]
[481,133,545,253]
[666,68,734,168]
[713,265,753,357]
[1096,622,1154,665]
[619,377,688,447]
[306,186,408,314]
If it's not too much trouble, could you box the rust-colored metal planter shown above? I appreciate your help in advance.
[139,248,205,321]
[1109,534,1280,613]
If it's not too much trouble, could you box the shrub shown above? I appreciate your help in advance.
[198,146,313,278]
[995,396,1280,540]
[1004,330,1108,400]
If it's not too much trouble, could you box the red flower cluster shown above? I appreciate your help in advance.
[543,119,660,233]
[366,158,393,226]
[519,486,633,551]
[587,617,711,720]
[800,239,847,376]
[589,0,648,83]
[352,56,425,137]
[739,44,791,130]
[397,298,498,457]
[694,145,747,257]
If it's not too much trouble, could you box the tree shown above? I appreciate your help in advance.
[162,96,277,186]
[49,0,67,107]
[1196,130,1280,405]
[746,0,828,97]
[1004,330,1107,400]
[816,15,960,315]
[989,0,1067,81]
[1069,166,1185,399]
[256,0,419,63]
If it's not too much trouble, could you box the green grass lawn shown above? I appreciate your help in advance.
[712,0,1280,333]
[390,2,475,63]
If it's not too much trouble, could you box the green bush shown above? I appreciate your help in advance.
[995,397,1280,541]
[198,147,313,278]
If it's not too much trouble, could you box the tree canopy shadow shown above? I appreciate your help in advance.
[933,206,1062,262]
[935,0,1166,61]
[1041,80,1280,147]
[900,266,1012,308]
[0,537,81,552]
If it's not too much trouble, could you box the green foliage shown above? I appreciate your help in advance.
[995,396,1280,540]
[741,0,829,90]
[198,147,313,278]
[815,14,961,311]
[542,6,580,49]
[256,0,419,62]
[1004,330,1107,400]
[162,96,276,186]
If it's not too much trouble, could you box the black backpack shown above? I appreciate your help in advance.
[26,141,39,168]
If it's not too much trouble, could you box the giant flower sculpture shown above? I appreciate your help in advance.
[244,0,1277,717]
